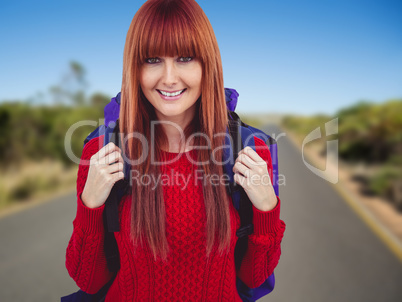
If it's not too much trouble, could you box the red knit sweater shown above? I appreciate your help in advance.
[65,135,286,301]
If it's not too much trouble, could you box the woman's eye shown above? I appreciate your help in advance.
[178,57,193,63]
[145,58,160,64]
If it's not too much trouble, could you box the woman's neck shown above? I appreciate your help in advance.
[161,124,193,153]
[155,111,195,153]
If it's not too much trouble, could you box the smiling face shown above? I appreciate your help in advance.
[140,56,202,128]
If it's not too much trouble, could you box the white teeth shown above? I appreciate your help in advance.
[159,89,184,97]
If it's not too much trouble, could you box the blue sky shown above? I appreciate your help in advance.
[0,0,401,115]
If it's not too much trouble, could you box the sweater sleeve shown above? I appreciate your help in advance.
[236,136,286,289]
[65,135,114,294]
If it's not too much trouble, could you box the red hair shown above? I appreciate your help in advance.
[119,0,230,261]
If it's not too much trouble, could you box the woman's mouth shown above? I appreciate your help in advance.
[156,89,187,101]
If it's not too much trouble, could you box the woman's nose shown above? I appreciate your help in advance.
[162,60,178,87]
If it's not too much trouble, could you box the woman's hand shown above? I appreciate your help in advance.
[81,142,125,209]
[233,146,277,212]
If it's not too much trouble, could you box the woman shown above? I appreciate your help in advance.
[65,0,286,301]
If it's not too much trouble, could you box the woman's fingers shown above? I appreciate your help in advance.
[233,161,250,178]
[233,147,270,187]
[106,160,124,174]
[104,150,123,165]
[235,153,256,170]
[94,142,121,161]
[113,171,125,182]
[82,142,126,209]
[234,171,248,187]
[237,147,265,166]
[92,146,123,166]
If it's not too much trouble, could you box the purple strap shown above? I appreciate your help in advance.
[104,92,121,127]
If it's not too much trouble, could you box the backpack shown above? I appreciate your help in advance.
[62,88,279,302]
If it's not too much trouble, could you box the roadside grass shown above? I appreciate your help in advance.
[0,160,77,211]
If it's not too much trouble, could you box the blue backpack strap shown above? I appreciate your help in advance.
[225,88,239,111]
[236,273,275,301]
[104,92,121,128]
[64,121,121,300]
[223,111,278,301]
[102,119,130,273]
[83,124,105,147]
[223,114,256,208]
[224,112,255,274]
[223,126,239,208]
[103,121,121,233]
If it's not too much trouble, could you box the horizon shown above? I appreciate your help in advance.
[1,0,401,115]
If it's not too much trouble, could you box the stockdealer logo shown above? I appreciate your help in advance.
[301,118,339,184]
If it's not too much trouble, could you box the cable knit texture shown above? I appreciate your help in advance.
[65,134,286,301]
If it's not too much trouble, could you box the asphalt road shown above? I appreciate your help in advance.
[261,124,402,302]
[0,124,401,302]
[0,191,77,302]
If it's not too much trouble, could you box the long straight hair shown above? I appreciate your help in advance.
[119,0,230,261]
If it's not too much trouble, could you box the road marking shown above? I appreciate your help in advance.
[332,182,402,263]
